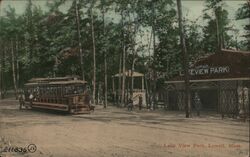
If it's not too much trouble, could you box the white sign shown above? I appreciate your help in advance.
[190,66,230,76]
[180,65,230,76]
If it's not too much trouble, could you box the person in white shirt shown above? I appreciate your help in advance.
[29,92,34,107]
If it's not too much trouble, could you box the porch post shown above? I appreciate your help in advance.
[142,76,144,91]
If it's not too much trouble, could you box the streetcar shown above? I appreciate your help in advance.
[23,76,92,114]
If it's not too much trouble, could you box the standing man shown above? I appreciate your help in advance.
[18,90,25,110]
[127,98,133,111]
[29,92,34,108]
[194,92,202,116]
[238,87,249,120]
[243,87,249,115]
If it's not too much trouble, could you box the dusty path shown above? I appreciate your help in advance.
[0,98,249,157]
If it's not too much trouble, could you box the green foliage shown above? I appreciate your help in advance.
[0,0,246,92]
[236,2,250,50]
[202,0,233,53]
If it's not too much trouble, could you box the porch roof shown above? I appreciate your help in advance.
[113,70,144,77]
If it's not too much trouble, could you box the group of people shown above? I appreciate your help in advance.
[18,90,35,109]
[127,95,143,111]
[127,92,202,116]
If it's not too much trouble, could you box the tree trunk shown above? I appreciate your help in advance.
[0,67,2,99]
[130,10,139,100]
[75,0,85,80]
[121,11,126,107]
[1,44,6,99]
[147,30,153,108]
[152,1,157,110]
[0,59,2,99]
[130,59,135,98]
[97,82,100,104]
[104,55,108,108]
[102,3,107,108]
[11,40,18,99]
[177,0,191,118]
[0,41,2,99]
[145,76,149,109]
[215,12,221,51]
[91,6,96,106]
[118,53,122,105]
[221,32,225,49]
[121,42,126,106]
[27,0,34,62]
[235,36,238,50]
[16,35,20,89]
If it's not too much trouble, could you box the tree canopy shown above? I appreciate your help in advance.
[0,0,248,100]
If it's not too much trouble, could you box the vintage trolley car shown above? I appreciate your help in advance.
[23,76,91,114]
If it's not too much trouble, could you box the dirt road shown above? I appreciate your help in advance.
[0,98,249,157]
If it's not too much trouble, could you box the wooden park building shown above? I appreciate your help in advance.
[112,70,146,106]
[164,49,250,117]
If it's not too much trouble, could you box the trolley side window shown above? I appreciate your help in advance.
[63,84,86,95]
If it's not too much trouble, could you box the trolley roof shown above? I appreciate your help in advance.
[28,76,80,82]
[25,80,87,86]
[25,77,87,86]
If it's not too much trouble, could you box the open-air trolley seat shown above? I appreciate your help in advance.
[23,77,91,114]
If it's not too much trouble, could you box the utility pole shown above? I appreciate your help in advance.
[176,0,191,118]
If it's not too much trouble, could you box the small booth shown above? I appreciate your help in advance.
[112,70,146,107]
[165,49,250,117]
